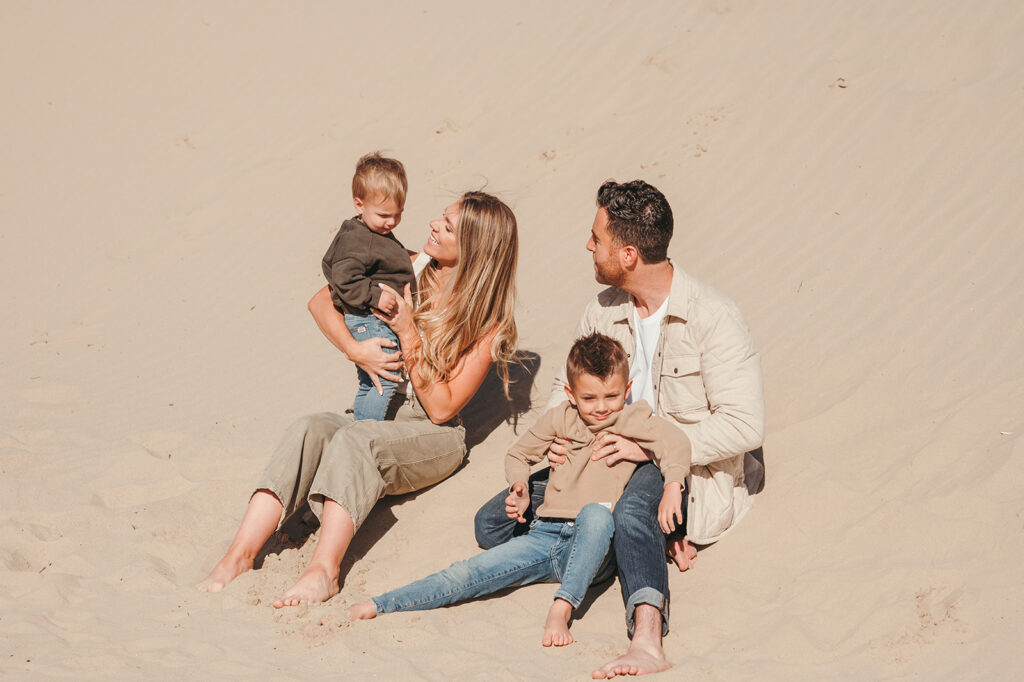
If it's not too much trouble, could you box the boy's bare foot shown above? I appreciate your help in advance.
[542,598,574,647]
[272,564,339,608]
[348,600,378,620]
[667,536,697,571]
[196,552,253,593]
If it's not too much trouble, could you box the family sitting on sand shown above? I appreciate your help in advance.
[198,153,765,679]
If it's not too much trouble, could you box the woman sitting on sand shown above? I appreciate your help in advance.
[198,192,518,608]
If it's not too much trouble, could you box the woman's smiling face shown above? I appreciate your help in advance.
[425,202,460,265]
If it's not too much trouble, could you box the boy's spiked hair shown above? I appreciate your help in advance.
[352,152,408,208]
[565,332,629,388]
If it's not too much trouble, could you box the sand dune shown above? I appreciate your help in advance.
[2,1,1023,679]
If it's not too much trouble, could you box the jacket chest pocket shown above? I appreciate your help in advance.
[659,354,707,415]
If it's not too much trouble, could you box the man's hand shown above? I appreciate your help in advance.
[545,437,571,467]
[505,481,530,522]
[591,432,653,466]
[658,481,684,533]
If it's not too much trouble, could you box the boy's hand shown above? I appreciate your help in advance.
[375,286,399,316]
[658,481,684,534]
[505,481,530,522]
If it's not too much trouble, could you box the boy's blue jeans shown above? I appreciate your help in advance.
[344,313,399,421]
[372,503,616,615]
[474,462,681,637]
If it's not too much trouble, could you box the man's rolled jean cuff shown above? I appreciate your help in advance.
[625,587,669,638]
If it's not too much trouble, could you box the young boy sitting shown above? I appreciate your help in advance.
[349,333,692,647]
[321,152,416,421]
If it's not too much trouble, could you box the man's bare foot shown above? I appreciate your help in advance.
[667,536,697,572]
[348,600,378,620]
[272,565,339,608]
[592,636,671,678]
[196,552,253,593]
[542,598,574,647]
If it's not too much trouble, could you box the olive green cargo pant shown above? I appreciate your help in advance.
[255,396,466,532]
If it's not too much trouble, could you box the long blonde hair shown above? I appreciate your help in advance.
[413,191,518,395]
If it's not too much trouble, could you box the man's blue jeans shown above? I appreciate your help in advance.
[474,462,681,637]
[344,313,399,421]
[372,504,616,614]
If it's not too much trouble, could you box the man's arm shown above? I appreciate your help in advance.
[307,286,403,390]
[682,306,765,467]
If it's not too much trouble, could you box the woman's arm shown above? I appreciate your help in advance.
[307,286,404,391]
[410,330,495,424]
[377,283,495,424]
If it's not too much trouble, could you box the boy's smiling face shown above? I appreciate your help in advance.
[355,195,403,235]
[565,372,631,426]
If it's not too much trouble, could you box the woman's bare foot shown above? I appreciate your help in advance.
[197,490,283,593]
[272,564,339,608]
[667,536,697,572]
[348,600,378,620]
[196,551,253,593]
[542,598,574,647]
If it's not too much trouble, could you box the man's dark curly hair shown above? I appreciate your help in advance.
[596,180,673,263]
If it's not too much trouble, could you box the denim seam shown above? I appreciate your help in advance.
[379,555,555,612]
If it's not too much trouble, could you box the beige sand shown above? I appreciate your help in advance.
[2,1,1023,678]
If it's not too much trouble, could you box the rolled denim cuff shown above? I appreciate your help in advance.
[552,587,584,610]
[624,587,669,638]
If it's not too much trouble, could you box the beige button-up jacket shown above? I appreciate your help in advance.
[548,265,765,544]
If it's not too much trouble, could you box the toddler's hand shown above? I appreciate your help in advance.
[375,286,398,316]
[505,481,530,523]
[658,481,684,534]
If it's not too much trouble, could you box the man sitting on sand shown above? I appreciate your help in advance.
[350,332,691,649]
[473,179,765,678]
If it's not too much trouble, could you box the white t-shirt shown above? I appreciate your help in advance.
[628,296,669,407]
[412,251,431,277]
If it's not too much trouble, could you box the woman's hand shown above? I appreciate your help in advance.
[307,286,404,392]
[349,337,404,392]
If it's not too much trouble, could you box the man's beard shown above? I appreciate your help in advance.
[594,260,625,287]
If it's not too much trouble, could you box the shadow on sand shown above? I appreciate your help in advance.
[253,350,543,584]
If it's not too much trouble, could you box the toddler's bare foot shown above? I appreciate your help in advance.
[542,598,574,647]
[667,536,697,572]
[348,600,378,621]
[196,552,253,592]
[272,565,339,608]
